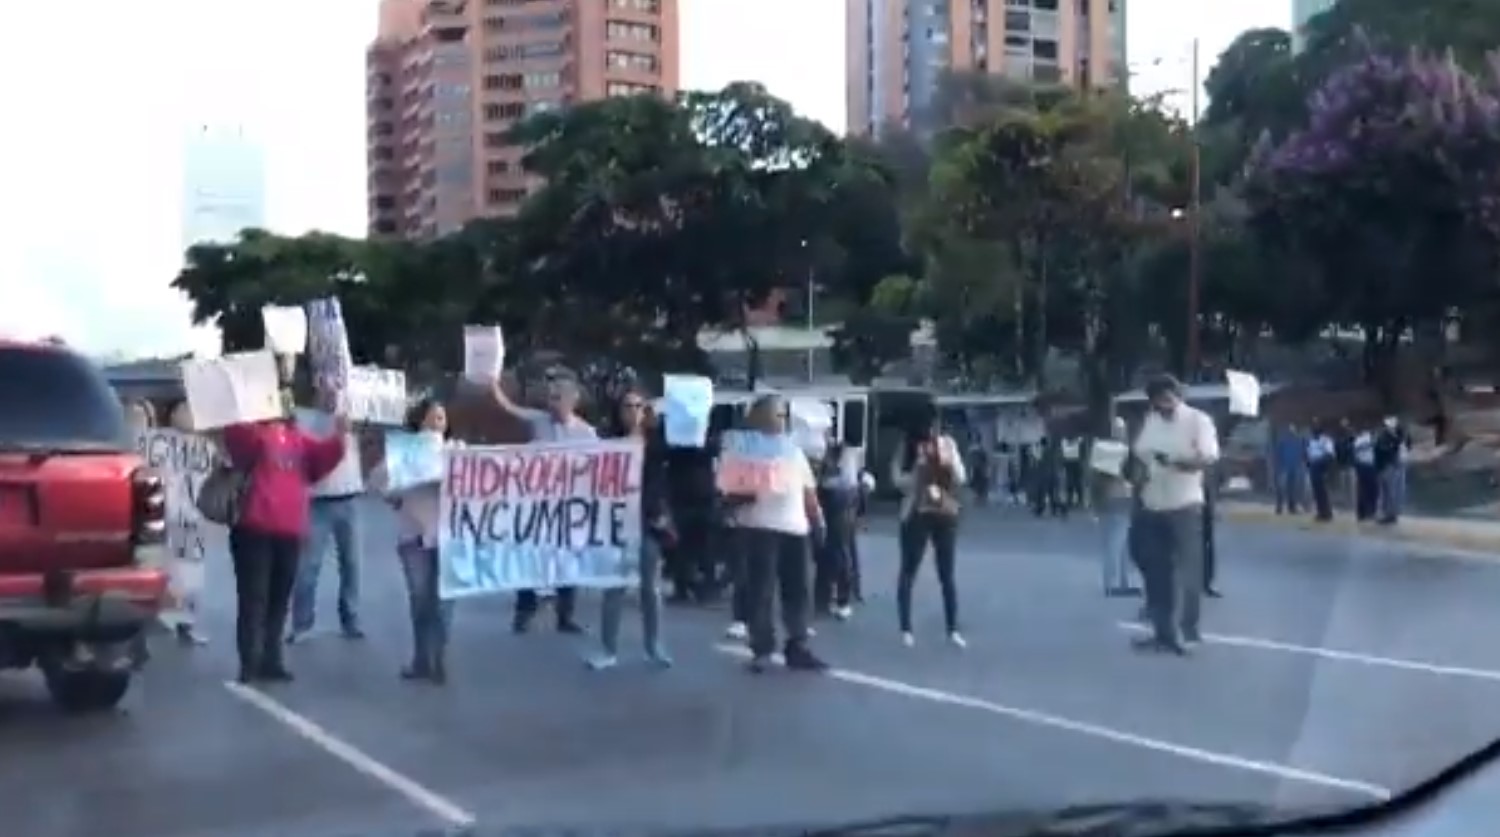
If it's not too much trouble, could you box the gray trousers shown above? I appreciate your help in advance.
[599,537,665,655]
[1134,505,1205,645]
[738,527,812,658]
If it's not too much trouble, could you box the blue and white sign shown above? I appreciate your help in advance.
[383,430,444,492]
[661,373,713,447]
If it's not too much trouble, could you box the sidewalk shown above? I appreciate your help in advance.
[1218,500,1500,557]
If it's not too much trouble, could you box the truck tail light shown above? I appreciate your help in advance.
[130,468,166,559]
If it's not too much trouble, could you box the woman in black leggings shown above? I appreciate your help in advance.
[891,413,967,648]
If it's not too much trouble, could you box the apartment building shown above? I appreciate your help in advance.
[367,0,679,239]
[847,0,1126,137]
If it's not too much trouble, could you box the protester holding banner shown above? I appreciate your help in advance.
[369,397,456,684]
[717,395,828,673]
[587,388,673,670]
[289,390,368,643]
[221,408,349,684]
[891,408,968,649]
[488,374,592,634]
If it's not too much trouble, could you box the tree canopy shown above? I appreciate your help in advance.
[172,0,1500,404]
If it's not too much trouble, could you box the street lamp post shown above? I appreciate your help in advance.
[1185,36,1203,380]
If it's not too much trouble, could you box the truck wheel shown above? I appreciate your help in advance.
[45,670,132,713]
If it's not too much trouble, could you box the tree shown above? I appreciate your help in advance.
[1244,46,1500,398]
[510,82,901,383]
[1302,0,1500,73]
[173,230,371,355]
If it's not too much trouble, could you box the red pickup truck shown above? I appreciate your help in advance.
[0,339,169,711]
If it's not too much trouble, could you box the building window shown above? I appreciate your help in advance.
[488,187,528,204]
[524,71,561,88]
[486,159,511,175]
[606,21,658,41]
[528,100,560,114]
[1005,10,1029,30]
[519,41,565,58]
[1033,63,1062,83]
[607,81,657,97]
[606,50,658,72]
[1032,39,1058,60]
[1033,0,1058,8]
[610,0,659,10]
[485,132,509,148]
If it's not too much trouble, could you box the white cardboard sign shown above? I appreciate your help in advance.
[463,325,505,383]
[180,350,282,430]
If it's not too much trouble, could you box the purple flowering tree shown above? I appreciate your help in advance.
[1244,46,1500,389]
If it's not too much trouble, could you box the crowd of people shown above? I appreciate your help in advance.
[121,364,1255,684]
[123,364,976,685]
[1267,416,1412,525]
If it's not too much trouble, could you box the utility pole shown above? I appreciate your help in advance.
[1185,36,1203,379]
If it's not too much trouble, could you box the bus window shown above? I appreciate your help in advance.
[824,400,841,439]
[842,399,867,448]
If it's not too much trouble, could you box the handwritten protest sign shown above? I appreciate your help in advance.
[346,366,407,425]
[463,325,505,383]
[306,297,354,396]
[1089,439,1129,476]
[260,305,307,354]
[136,430,225,626]
[789,398,833,456]
[438,440,643,598]
[715,430,801,496]
[384,430,444,492]
[661,374,712,447]
[180,350,282,430]
[1225,369,1260,417]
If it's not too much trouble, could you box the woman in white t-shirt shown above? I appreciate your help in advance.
[890,410,967,648]
[719,395,829,673]
[369,397,459,685]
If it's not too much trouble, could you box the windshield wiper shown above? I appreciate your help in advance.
[797,802,1275,836]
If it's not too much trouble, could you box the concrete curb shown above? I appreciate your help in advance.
[1218,502,1500,560]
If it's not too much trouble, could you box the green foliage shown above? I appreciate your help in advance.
[171,0,1500,397]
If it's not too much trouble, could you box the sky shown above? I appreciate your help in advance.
[0,0,1289,359]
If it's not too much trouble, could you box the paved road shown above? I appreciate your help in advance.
[6,501,1500,836]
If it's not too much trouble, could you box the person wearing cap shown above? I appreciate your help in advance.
[1130,375,1219,656]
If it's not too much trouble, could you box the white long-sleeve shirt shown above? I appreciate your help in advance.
[890,434,966,519]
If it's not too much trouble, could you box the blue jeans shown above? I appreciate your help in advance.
[399,540,453,669]
[599,537,665,656]
[292,497,363,633]
[1100,499,1135,592]
[1379,466,1407,520]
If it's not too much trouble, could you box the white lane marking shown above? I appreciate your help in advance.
[715,643,1389,801]
[1116,622,1500,683]
[224,681,477,828]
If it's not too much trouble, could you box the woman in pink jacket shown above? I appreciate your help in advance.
[222,413,348,684]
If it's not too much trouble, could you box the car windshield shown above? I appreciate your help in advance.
[14,2,1500,837]
[0,348,129,452]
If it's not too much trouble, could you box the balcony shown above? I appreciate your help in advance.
[423,0,468,37]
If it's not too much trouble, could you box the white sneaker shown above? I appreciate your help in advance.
[725,622,748,640]
[902,632,916,647]
[806,626,817,638]
[948,632,967,649]
[833,606,853,621]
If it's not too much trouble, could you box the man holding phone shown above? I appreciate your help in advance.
[1131,375,1220,656]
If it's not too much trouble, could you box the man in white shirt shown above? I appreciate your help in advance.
[1130,375,1219,656]
[289,392,367,642]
